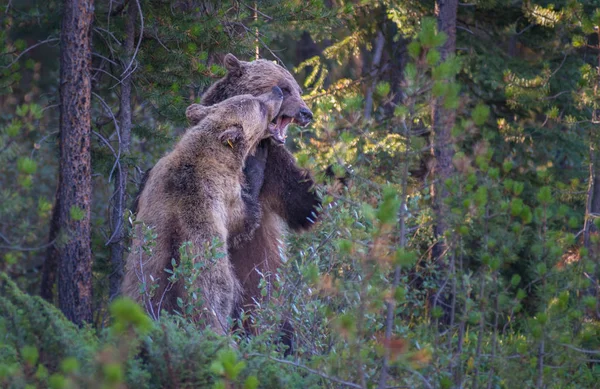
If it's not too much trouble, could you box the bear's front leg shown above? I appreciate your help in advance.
[230,141,268,248]
[261,140,321,231]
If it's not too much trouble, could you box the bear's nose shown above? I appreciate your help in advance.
[296,107,313,126]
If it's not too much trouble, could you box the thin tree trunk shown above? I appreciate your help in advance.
[430,0,458,322]
[386,33,408,117]
[41,195,59,301]
[364,30,385,119]
[377,120,410,389]
[54,0,95,325]
[584,147,600,249]
[109,0,136,300]
[586,144,600,319]
[583,29,600,318]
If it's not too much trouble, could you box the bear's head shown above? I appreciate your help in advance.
[197,53,313,144]
[186,87,283,155]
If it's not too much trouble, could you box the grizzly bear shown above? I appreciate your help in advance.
[196,54,321,327]
[122,88,284,333]
[133,54,322,345]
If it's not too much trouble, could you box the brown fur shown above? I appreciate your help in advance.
[199,55,321,337]
[121,90,282,333]
[196,55,312,129]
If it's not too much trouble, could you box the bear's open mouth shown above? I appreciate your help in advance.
[269,115,293,144]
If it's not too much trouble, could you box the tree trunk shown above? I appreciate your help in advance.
[430,0,458,322]
[364,30,385,119]
[583,31,600,318]
[585,141,600,319]
[52,0,95,325]
[108,0,136,300]
[41,195,60,301]
[585,144,600,251]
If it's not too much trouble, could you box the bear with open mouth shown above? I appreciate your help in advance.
[122,87,284,333]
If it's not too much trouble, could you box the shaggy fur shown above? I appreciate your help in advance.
[121,89,283,334]
[198,55,321,323]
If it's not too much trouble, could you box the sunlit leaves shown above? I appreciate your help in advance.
[342,94,363,113]
[537,186,553,205]
[375,81,390,97]
[408,41,421,59]
[69,206,85,221]
[102,363,124,385]
[376,186,400,225]
[417,17,447,49]
[5,120,20,137]
[522,2,562,27]
[21,346,39,366]
[17,157,37,175]
[471,104,490,126]
[210,349,246,381]
[59,358,78,375]
[109,298,152,335]
[395,248,417,268]
[425,49,440,65]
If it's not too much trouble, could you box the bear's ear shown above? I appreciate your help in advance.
[186,104,212,125]
[218,125,244,148]
[224,53,243,76]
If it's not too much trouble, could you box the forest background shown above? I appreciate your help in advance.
[2,0,600,388]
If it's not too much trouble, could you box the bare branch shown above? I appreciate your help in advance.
[549,53,568,79]
[241,2,273,20]
[91,91,122,182]
[92,66,123,83]
[120,0,143,78]
[92,52,119,66]
[0,231,12,244]
[0,239,57,252]
[248,354,362,388]
[560,343,600,355]
[111,61,139,89]
[516,23,534,36]
[230,22,285,66]
[31,130,59,158]
[2,38,59,69]
[94,27,122,47]
[457,25,474,34]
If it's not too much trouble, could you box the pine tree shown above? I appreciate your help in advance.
[53,0,95,325]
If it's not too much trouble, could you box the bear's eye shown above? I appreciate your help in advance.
[259,102,268,116]
[281,87,291,95]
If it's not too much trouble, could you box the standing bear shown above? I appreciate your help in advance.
[122,88,283,333]
[187,54,322,324]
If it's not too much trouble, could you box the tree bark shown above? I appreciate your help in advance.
[583,31,600,318]
[364,30,385,119]
[584,141,600,319]
[41,195,60,301]
[51,0,95,325]
[584,144,600,251]
[108,0,136,300]
[430,0,458,322]
[431,0,457,263]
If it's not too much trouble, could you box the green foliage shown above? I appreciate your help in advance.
[2,0,600,388]
[0,273,97,386]
[69,206,85,221]
[0,274,326,388]
[109,298,152,335]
